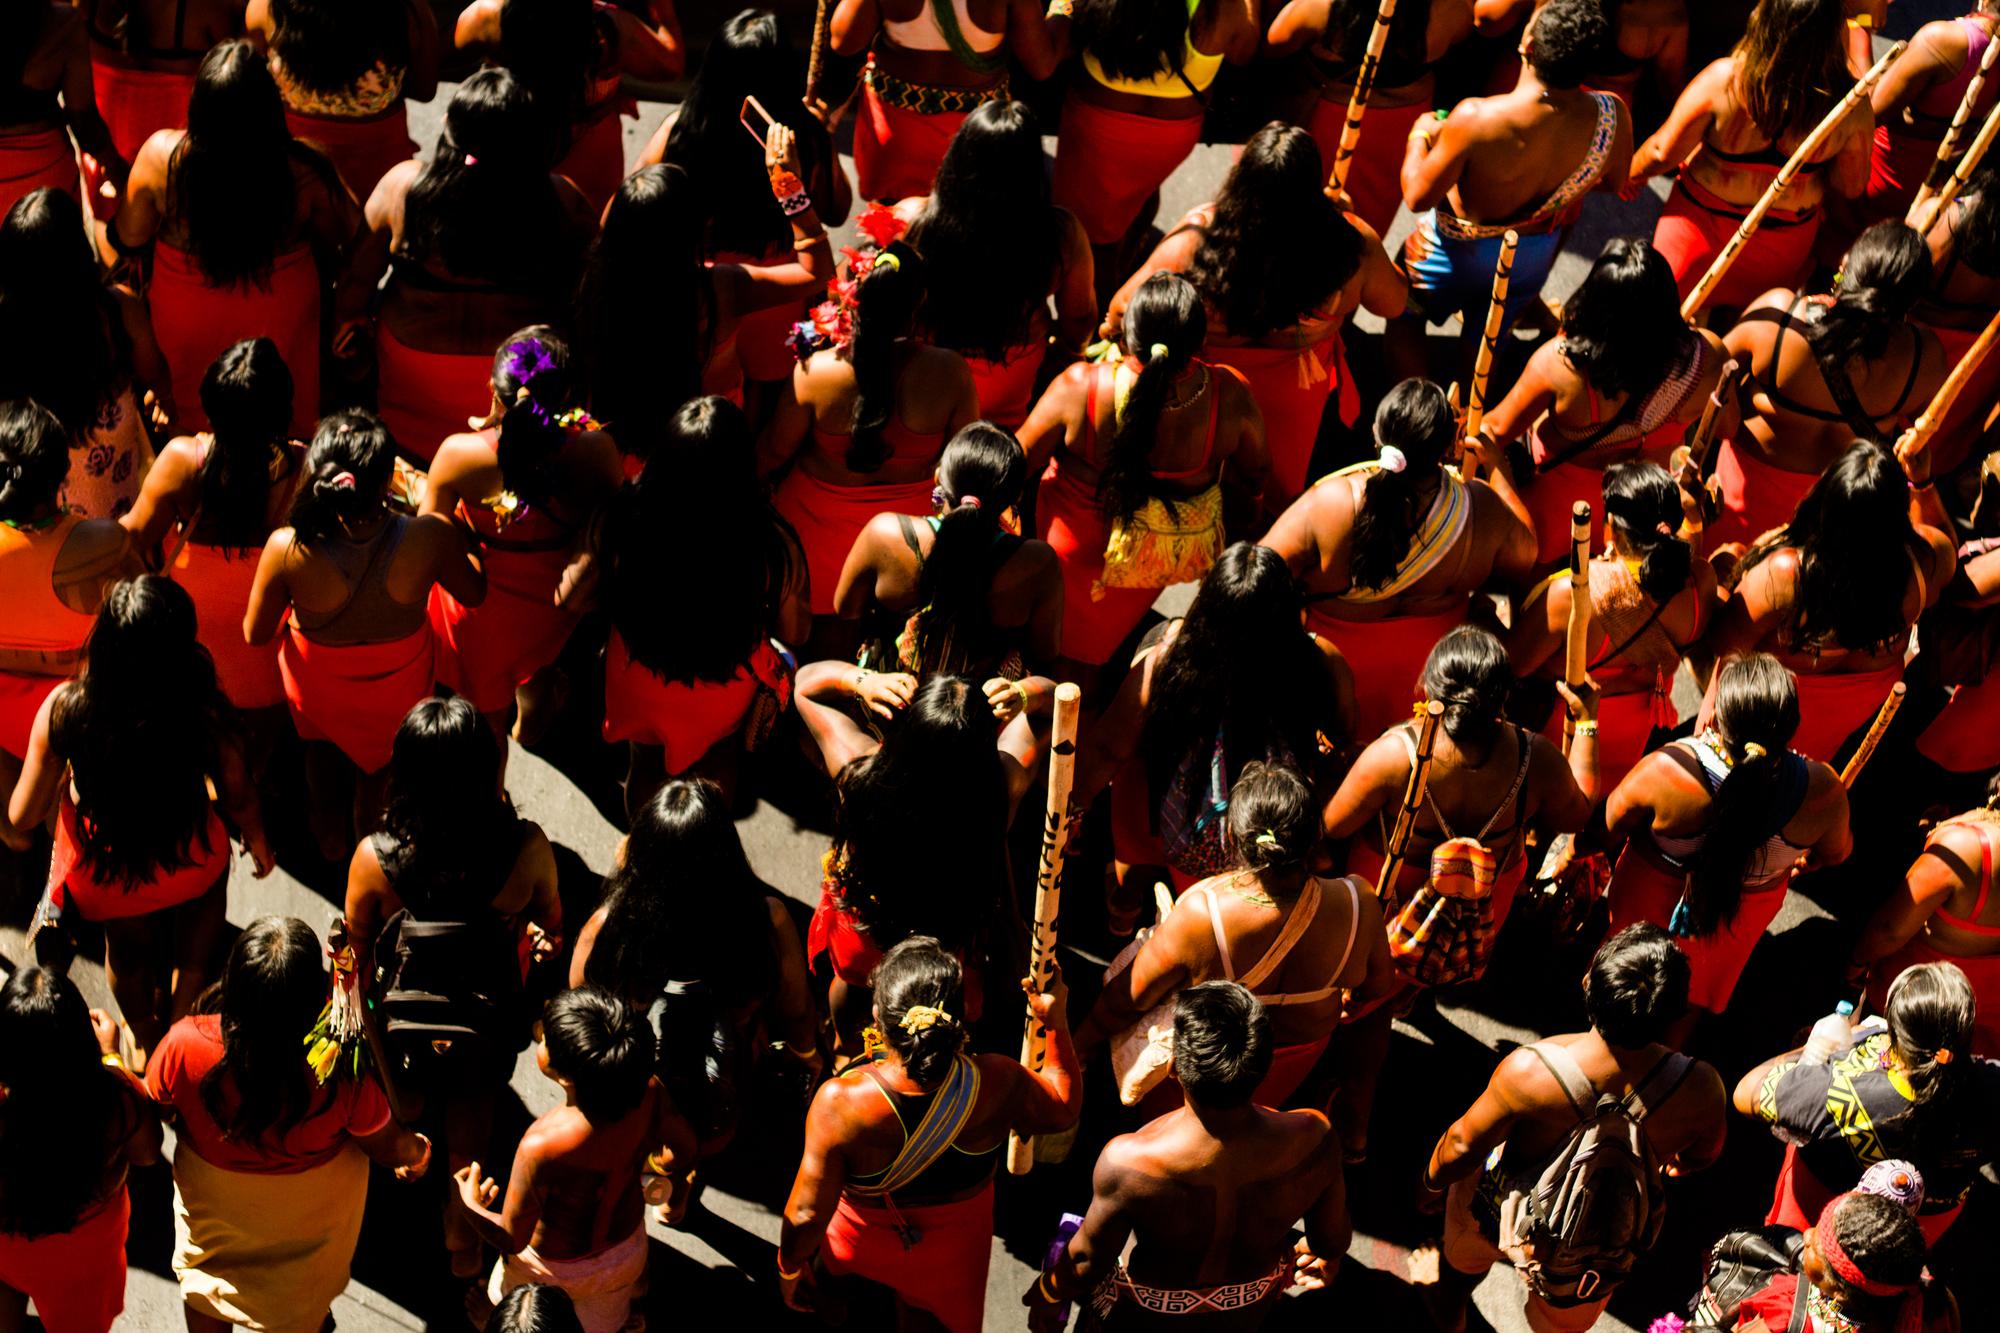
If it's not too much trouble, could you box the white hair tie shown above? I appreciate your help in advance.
[1378,445,1409,474]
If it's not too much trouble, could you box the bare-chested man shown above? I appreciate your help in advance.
[1028,982,1347,1331]
[1418,924,1728,1333]
[454,987,696,1333]
[1391,0,1636,379]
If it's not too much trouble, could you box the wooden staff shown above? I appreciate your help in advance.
[1008,682,1083,1175]
[1376,701,1446,901]
[1674,358,1744,540]
[1914,96,2000,236]
[1682,42,1906,324]
[1896,306,2000,468]
[1911,31,2000,219]
[805,0,832,105]
[1460,229,1520,482]
[1329,0,1401,198]
[1562,502,1593,752]
[1839,682,1907,788]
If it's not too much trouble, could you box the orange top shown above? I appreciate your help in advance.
[0,515,96,663]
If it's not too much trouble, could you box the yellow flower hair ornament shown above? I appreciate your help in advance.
[899,1004,953,1033]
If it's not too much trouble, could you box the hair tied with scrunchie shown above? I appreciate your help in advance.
[959,495,981,511]
[1741,741,1768,760]
[872,252,901,274]
[899,1004,951,1033]
[1934,1048,1954,1064]
[327,471,357,492]
[1254,830,1281,850]
[1148,342,1171,362]
[1378,445,1409,474]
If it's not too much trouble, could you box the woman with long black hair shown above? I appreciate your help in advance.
[1706,440,1954,764]
[1603,653,1850,1041]
[337,68,595,464]
[80,0,242,193]
[835,420,1061,681]
[106,40,356,440]
[0,0,126,217]
[1022,271,1267,692]
[3,576,271,1070]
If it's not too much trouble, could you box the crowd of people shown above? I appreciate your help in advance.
[3,0,2000,1330]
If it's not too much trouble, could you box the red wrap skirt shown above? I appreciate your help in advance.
[430,547,579,714]
[1051,94,1205,246]
[89,58,192,164]
[823,1181,994,1333]
[1538,687,1662,797]
[1305,95,1430,239]
[1306,604,1468,742]
[1036,459,1160,666]
[853,82,965,204]
[150,242,319,439]
[1207,335,1356,511]
[375,326,490,464]
[1654,177,1818,315]
[556,101,630,217]
[964,341,1043,431]
[1791,662,1902,766]
[601,632,779,776]
[0,126,78,220]
[278,622,436,773]
[1706,436,1815,553]
[1917,671,2000,774]
[772,469,935,616]
[0,1186,131,1333]
[284,106,416,203]
[1767,1144,1962,1244]
[1866,936,2000,1057]
[0,671,68,760]
[1606,847,1788,1011]
[171,541,284,710]
[713,247,805,384]
[52,795,228,924]
[1925,319,2000,472]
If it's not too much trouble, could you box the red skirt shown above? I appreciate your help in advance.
[1917,671,2000,774]
[0,671,67,760]
[1304,95,1430,239]
[1925,319,2000,472]
[1851,124,1941,236]
[1051,94,1205,246]
[1207,335,1357,511]
[1791,662,1902,766]
[601,631,770,775]
[1605,846,1787,1011]
[53,795,228,924]
[430,546,579,713]
[963,341,1042,431]
[1706,436,1815,553]
[150,242,319,439]
[823,1181,993,1333]
[1036,459,1159,666]
[89,57,193,163]
[1306,603,1468,742]
[1867,935,2000,1057]
[556,102,630,217]
[1654,177,1818,315]
[713,247,805,384]
[1767,1144,1963,1244]
[807,885,881,989]
[772,469,935,616]
[0,126,78,220]
[284,105,416,204]
[1524,457,1609,571]
[375,326,490,464]
[1538,687,1661,797]
[171,541,283,711]
[854,82,966,204]
[278,622,436,773]
[0,1186,130,1333]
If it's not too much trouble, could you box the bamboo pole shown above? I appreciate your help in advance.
[1838,682,1907,788]
[1376,701,1445,904]
[1674,358,1743,540]
[1561,502,1593,753]
[1910,30,2000,220]
[1914,95,2000,236]
[1895,306,2000,469]
[1460,229,1520,481]
[1328,0,1401,198]
[805,0,831,106]
[1008,682,1083,1175]
[1682,42,1906,324]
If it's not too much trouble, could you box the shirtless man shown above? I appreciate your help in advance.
[454,987,697,1333]
[1029,982,1346,1330]
[1419,924,1729,1333]
[1391,0,1636,379]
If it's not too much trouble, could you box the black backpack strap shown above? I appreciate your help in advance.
[1624,1051,1696,1121]
[1786,1272,1811,1333]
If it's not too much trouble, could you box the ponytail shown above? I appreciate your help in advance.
[491,326,576,509]
[1687,653,1799,933]
[872,936,968,1088]
[1601,461,1692,602]
[846,244,924,473]
[1352,379,1455,591]
[1883,962,1977,1170]
[910,422,1025,674]
[1098,272,1205,522]
[287,410,395,544]
[1810,222,1930,392]
[197,339,293,556]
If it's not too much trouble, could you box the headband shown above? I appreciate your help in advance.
[1817,1196,1917,1299]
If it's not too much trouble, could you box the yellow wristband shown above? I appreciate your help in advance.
[777,1255,806,1282]
[101,1053,126,1070]
[1573,720,1599,737]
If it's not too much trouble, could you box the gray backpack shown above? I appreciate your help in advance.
[1514,1043,1694,1305]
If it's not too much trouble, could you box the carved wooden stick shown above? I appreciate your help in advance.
[1329,0,1401,197]
[1562,502,1593,753]
[1914,95,2000,236]
[1896,306,2000,469]
[1377,701,1445,903]
[1839,682,1906,788]
[1911,30,2000,219]
[1008,682,1082,1175]
[1462,229,1520,471]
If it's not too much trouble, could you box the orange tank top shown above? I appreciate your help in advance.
[0,515,97,663]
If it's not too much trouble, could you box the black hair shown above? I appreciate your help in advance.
[1733,0,1848,142]
[1421,625,1514,748]
[1882,962,1976,1168]
[267,0,412,95]
[497,0,609,147]
[0,397,73,522]
[870,936,968,1088]
[1956,161,2000,275]
[0,968,140,1238]
[845,243,926,473]
[1173,981,1272,1108]
[1,0,42,87]
[197,339,295,556]
[1582,923,1690,1047]
[1223,760,1316,882]
[1685,653,1801,934]
[1071,0,1206,83]
[541,986,656,1123]
[1188,124,1362,340]
[1144,543,1343,795]
[1601,461,1693,603]
[1098,272,1208,523]
[287,410,397,545]
[834,676,1009,952]
[577,164,713,442]
[197,916,331,1143]
[492,1284,586,1333]
[1809,224,1931,401]
[1526,0,1611,89]
[1559,237,1686,400]
[584,778,778,1009]
[602,396,798,684]
[1351,379,1457,592]
[1324,0,1433,82]
[907,422,1028,677]
[490,325,578,509]
[53,577,233,886]
[0,188,132,439]
[1818,1192,1927,1326]
[906,100,1063,363]
[1740,441,1928,653]
[376,696,522,915]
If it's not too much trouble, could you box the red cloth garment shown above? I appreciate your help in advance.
[0,1186,131,1333]
[1917,671,2000,773]
[772,469,936,617]
[1523,457,1610,570]
[1653,176,1818,314]
[1035,456,1161,666]
[0,671,67,761]
[555,100,630,217]
[1790,662,1903,766]
[150,242,319,439]
[146,1015,392,1174]
[1537,686,1658,796]
[822,1181,994,1333]
[853,82,966,203]
[1207,335,1356,510]
[1051,95,1205,246]
[713,246,806,383]
[1304,95,1430,239]
[0,126,78,219]
[1767,1145,1963,1244]
[962,341,1043,431]
[1866,937,2000,1057]
[1849,22,1995,233]
[808,882,881,988]
[1924,319,2000,466]
[1257,1034,1331,1108]
[1305,603,1469,741]
[52,794,228,924]
[0,513,96,758]
[284,107,416,204]
[1605,846,1787,1011]
[375,325,491,464]
[278,621,436,773]
[1707,436,1816,552]
[88,57,193,164]
[601,630,778,775]
[171,541,285,710]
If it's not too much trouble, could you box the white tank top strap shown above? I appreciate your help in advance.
[1261,877,1364,1007]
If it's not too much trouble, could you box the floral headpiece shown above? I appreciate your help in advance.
[787,203,909,361]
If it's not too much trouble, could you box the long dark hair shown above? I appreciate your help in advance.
[845,243,926,473]
[1740,441,1926,652]
[0,188,131,438]
[53,577,232,885]
[1223,760,1316,887]
[1809,223,1931,415]
[906,101,1063,361]
[0,397,70,522]
[1733,0,1848,142]
[871,937,968,1087]
[1098,272,1207,522]
[1882,961,1979,1178]
[1351,379,1456,591]
[1187,123,1361,340]
[908,422,1027,675]
[584,778,777,1008]
[287,410,397,544]
[1143,543,1342,791]
[604,396,796,683]
[375,697,521,914]
[1602,461,1692,602]
[0,968,139,1237]
[196,917,331,1144]
[497,0,608,145]
[267,0,411,94]
[197,339,294,555]
[1070,0,1203,82]
[834,676,1009,950]
[1560,237,1685,400]
[577,164,712,444]
[1421,625,1514,749]
[490,325,579,509]
[1325,0,1432,80]
[1686,653,1800,933]
[402,69,569,290]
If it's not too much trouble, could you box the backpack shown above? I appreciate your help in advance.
[1687,1226,1805,1331]
[1505,1042,1694,1306]
[372,910,525,1080]
[649,979,741,1145]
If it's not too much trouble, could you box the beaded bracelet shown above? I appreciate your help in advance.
[778,188,814,217]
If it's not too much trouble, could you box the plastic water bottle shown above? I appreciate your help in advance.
[1801,1000,1857,1065]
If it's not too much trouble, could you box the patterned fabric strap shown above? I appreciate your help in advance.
[1325,464,1472,604]
[866,61,1010,115]
[847,1053,981,1197]
[1094,1263,1290,1316]
[1435,92,1621,241]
